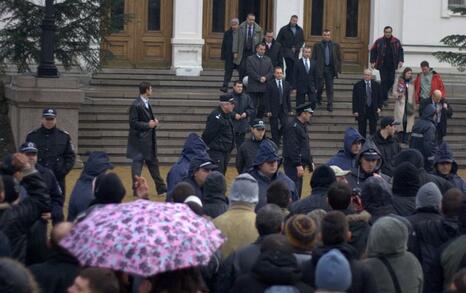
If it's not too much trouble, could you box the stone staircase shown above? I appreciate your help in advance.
[79,68,466,166]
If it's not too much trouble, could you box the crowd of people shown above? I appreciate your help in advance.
[0,12,464,293]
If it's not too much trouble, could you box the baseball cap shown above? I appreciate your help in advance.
[380,116,400,128]
[219,95,236,103]
[330,165,351,177]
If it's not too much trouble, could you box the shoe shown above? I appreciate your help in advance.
[220,86,227,93]
[157,186,168,195]
[327,106,333,112]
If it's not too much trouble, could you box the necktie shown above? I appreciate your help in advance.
[248,26,252,38]
[324,43,330,66]
[366,81,372,106]
[305,59,309,73]
[278,80,283,104]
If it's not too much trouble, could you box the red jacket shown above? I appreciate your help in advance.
[414,70,446,104]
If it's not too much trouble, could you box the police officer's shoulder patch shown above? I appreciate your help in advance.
[293,122,297,127]
[215,114,221,119]
[57,128,71,136]
[27,128,40,135]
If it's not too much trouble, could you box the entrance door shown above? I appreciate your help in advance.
[103,0,173,68]
[202,0,274,68]
[303,0,370,71]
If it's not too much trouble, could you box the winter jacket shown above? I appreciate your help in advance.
[434,143,466,193]
[231,249,313,293]
[68,151,113,221]
[0,231,11,257]
[29,248,80,293]
[327,127,365,170]
[370,36,404,69]
[361,176,397,223]
[371,130,401,177]
[302,243,378,293]
[230,92,256,134]
[364,217,423,293]
[202,107,235,153]
[343,209,372,259]
[34,164,63,223]
[289,187,331,215]
[202,172,229,219]
[0,171,50,262]
[410,105,438,172]
[391,77,416,133]
[166,133,209,198]
[391,161,421,217]
[249,169,296,211]
[414,70,446,102]
[235,137,270,174]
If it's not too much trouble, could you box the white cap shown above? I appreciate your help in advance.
[330,165,351,177]
[184,195,203,207]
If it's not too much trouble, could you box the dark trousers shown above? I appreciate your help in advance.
[296,90,317,110]
[131,157,166,194]
[317,66,335,107]
[250,92,266,119]
[357,108,378,138]
[419,97,432,116]
[269,112,288,147]
[284,57,296,85]
[284,160,302,200]
[239,49,254,80]
[235,132,246,150]
[208,149,231,175]
[223,58,237,87]
[57,176,66,199]
[436,126,444,145]
[379,66,395,102]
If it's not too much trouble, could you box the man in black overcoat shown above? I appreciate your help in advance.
[277,15,304,86]
[220,18,240,93]
[263,30,283,68]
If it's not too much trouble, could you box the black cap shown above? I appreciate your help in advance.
[42,108,57,118]
[296,103,314,114]
[250,119,265,129]
[219,95,235,103]
[361,149,381,160]
[380,116,400,128]
[19,142,38,153]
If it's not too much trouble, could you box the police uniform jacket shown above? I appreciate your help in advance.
[26,127,75,179]
[283,118,313,167]
[202,107,235,153]
[126,97,157,161]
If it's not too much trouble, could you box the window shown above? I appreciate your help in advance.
[148,0,161,31]
[239,0,261,25]
[448,0,466,9]
[212,0,226,33]
[111,0,125,32]
[310,0,324,36]
[346,0,358,37]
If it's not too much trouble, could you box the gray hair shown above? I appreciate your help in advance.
[231,18,239,25]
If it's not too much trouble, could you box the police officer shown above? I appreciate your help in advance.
[283,103,314,198]
[25,108,76,196]
[202,95,235,174]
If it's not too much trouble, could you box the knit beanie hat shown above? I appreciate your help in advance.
[311,165,337,189]
[229,173,259,204]
[315,249,352,291]
[416,182,442,210]
[284,215,318,251]
[92,172,126,205]
[392,162,421,196]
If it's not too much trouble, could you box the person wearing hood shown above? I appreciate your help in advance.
[166,133,209,198]
[410,104,438,172]
[346,139,389,191]
[231,234,313,293]
[67,151,113,221]
[202,171,229,219]
[372,116,402,177]
[236,119,271,174]
[394,148,453,195]
[289,165,337,214]
[361,176,397,223]
[391,162,421,216]
[315,249,352,293]
[248,139,296,211]
[301,211,378,292]
[406,182,444,228]
[29,222,79,293]
[283,103,314,198]
[327,127,365,171]
[364,217,423,293]
[434,143,466,193]
[180,157,218,201]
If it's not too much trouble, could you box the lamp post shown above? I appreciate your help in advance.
[37,0,59,77]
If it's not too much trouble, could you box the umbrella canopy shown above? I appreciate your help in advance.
[60,200,225,277]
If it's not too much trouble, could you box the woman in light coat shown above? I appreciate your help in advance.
[392,67,416,143]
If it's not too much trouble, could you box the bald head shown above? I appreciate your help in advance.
[363,69,373,81]
[50,222,73,247]
[433,89,443,102]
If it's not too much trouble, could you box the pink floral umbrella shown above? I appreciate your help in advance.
[60,200,225,277]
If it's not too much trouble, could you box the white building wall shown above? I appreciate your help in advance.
[274,0,304,34]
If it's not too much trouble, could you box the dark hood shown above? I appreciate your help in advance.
[367,217,408,257]
[361,176,395,219]
[253,140,280,167]
[421,104,436,121]
[311,165,336,189]
[343,127,365,157]
[81,151,113,178]
[356,139,383,171]
[434,142,458,174]
[203,171,227,201]
[394,148,424,169]
[181,133,209,161]
[392,162,421,197]
[252,250,302,285]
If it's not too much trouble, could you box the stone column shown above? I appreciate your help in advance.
[274,0,304,35]
[171,0,204,76]
[5,75,84,164]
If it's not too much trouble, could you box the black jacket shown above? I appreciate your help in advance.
[126,96,158,161]
[221,28,234,63]
[26,127,76,179]
[0,171,50,262]
[236,137,269,174]
[265,79,292,116]
[392,195,416,217]
[294,58,317,93]
[202,107,235,153]
[433,142,466,193]
[230,91,255,134]
[29,248,79,293]
[352,79,383,118]
[264,39,283,67]
[283,118,313,168]
[410,105,438,171]
[302,243,378,293]
[289,187,330,215]
[276,23,305,59]
[202,172,228,219]
[231,249,313,293]
[36,164,63,223]
[312,40,342,78]
[437,98,453,139]
[343,209,372,259]
[371,131,401,177]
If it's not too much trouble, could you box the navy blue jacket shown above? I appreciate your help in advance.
[410,105,438,172]
[327,127,365,170]
[434,142,466,193]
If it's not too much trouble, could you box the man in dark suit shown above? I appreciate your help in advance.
[263,30,283,68]
[220,18,240,93]
[294,46,317,109]
[126,81,167,195]
[229,80,255,150]
[246,43,274,119]
[352,69,383,138]
[312,29,342,112]
[265,66,292,147]
[277,15,304,86]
